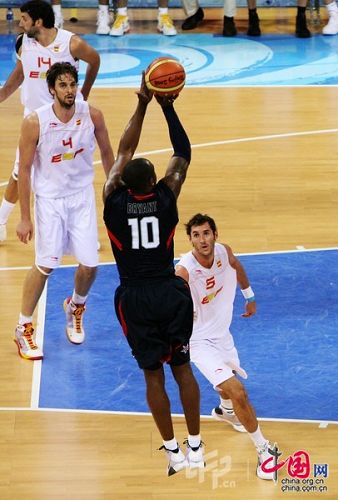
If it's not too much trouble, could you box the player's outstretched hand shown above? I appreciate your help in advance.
[155,93,178,107]
[136,71,153,104]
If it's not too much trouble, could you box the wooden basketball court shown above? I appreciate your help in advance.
[0,7,337,499]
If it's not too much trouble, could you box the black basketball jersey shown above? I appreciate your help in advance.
[103,180,179,279]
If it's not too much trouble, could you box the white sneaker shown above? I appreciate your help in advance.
[211,406,247,433]
[54,14,64,29]
[14,323,44,361]
[185,440,205,469]
[323,12,338,35]
[109,15,130,36]
[96,9,110,35]
[0,224,7,242]
[63,298,86,344]
[256,441,275,480]
[157,14,177,36]
[159,445,189,476]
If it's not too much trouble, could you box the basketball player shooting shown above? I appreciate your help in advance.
[103,74,205,476]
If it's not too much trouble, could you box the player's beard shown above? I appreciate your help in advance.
[56,94,76,109]
[26,23,39,38]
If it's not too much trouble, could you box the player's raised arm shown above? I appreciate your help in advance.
[103,74,153,201]
[158,95,191,200]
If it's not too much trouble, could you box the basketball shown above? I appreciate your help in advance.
[145,57,186,97]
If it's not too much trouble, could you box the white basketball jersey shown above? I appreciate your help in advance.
[20,29,78,111]
[32,100,95,198]
[177,243,237,343]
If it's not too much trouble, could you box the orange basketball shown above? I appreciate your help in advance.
[145,57,186,97]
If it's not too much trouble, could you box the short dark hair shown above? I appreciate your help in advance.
[122,158,155,193]
[185,213,217,236]
[21,0,55,29]
[46,62,78,90]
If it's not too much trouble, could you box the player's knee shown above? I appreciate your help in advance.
[35,264,53,277]
[230,385,248,406]
[79,265,97,280]
[171,361,193,383]
[219,378,247,403]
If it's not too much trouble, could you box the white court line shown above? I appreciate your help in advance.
[96,126,338,164]
[2,247,338,272]
[0,406,336,426]
[0,260,116,272]
[92,84,338,89]
[2,127,338,185]
[30,282,47,409]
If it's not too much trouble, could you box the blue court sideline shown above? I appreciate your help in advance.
[39,249,338,422]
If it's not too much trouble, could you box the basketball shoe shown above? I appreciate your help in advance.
[157,14,177,36]
[223,16,237,37]
[184,440,205,469]
[182,7,204,30]
[211,405,247,433]
[14,323,43,360]
[0,224,6,242]
[247,11,261,36]
[295,12,311,38]
[96,9,110,35]
[323,12,338,35]
[110,15,130,36]
[256,441,275,480]
[159,445,189,476]
[63,298,86,344]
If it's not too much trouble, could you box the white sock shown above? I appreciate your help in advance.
[163,437,178,451]
[71,292,87,305]
[327,1,338,14]
[248,426,268,449]
[52,4,62,15]
[159,7,168,15]
[0,198,16,225]
[19,313,33,325]
[220,398,234,414]
[224,0,237,18]
[188,434,201,449]
[117,7,127,16]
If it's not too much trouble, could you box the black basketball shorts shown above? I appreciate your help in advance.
[114,276,193,370]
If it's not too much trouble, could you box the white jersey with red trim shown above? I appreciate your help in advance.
[32,100,95,198]
[177,242,237,343]
[20,29,78,111]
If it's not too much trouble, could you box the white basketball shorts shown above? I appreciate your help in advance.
[190,337,248,388]
[34,184,98,269]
